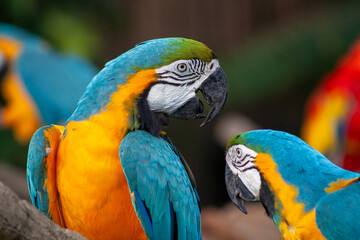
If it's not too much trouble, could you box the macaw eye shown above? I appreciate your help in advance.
[209,63,214,70]
[236,148,242,158]
[176,63,187,72]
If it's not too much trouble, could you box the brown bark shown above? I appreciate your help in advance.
[0,181,86,240]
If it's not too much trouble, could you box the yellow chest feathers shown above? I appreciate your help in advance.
[53,69,157,239]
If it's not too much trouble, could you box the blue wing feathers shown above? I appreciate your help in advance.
[177,216,186,240]
[26,125,53,216]
[134,190,154,240]
[154,185,169,220]
[26,124,63,220]
[315,179,360,240]
[120,130,201,239]
[153,201,172,240]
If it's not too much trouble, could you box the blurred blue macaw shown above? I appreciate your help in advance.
[0,23,97,142]
[225,129,360,240]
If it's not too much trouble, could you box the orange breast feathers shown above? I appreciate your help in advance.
[54,69,157,240]
[0,37,22,60]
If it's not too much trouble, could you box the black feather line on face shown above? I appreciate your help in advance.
[259,174,275,218]
[136,83,170,137]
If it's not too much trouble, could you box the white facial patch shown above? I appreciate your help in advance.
[147,59,219,114]
[226,144,261,199]
[146,84,196,114]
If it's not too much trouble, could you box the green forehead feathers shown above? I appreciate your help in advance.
[226,134,244,151]
[226,132,264,154]
[163,38,215,63]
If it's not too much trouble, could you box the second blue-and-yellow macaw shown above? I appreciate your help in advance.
[225,130,360,240]
[0,23,97,142]
[27,37,228,239]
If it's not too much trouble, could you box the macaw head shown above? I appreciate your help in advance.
[71,37,227,135]
[147,45,226,127]
[224,129,359,217]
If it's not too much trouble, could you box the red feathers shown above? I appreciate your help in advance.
[302,40,360,172]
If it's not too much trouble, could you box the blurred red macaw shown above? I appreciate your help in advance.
[302,40,360,172]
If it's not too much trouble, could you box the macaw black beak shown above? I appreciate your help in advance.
[171,66,227,125]
[170,96,206,120]
[225,164,256,214]
[199,66,228,126]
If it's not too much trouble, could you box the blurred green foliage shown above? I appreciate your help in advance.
[0,131,28,168]
[0,0,128,62]
[40,9,100,59]
[221,2,360,107]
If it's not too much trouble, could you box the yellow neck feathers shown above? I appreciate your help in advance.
[255,153,325,239]
[0,37,22,60]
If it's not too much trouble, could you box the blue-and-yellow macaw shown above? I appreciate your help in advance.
[0,23,97,142]
[225,130,360,240]
[27,38,227,239]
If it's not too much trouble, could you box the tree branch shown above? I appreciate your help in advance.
[0,181,86,240]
